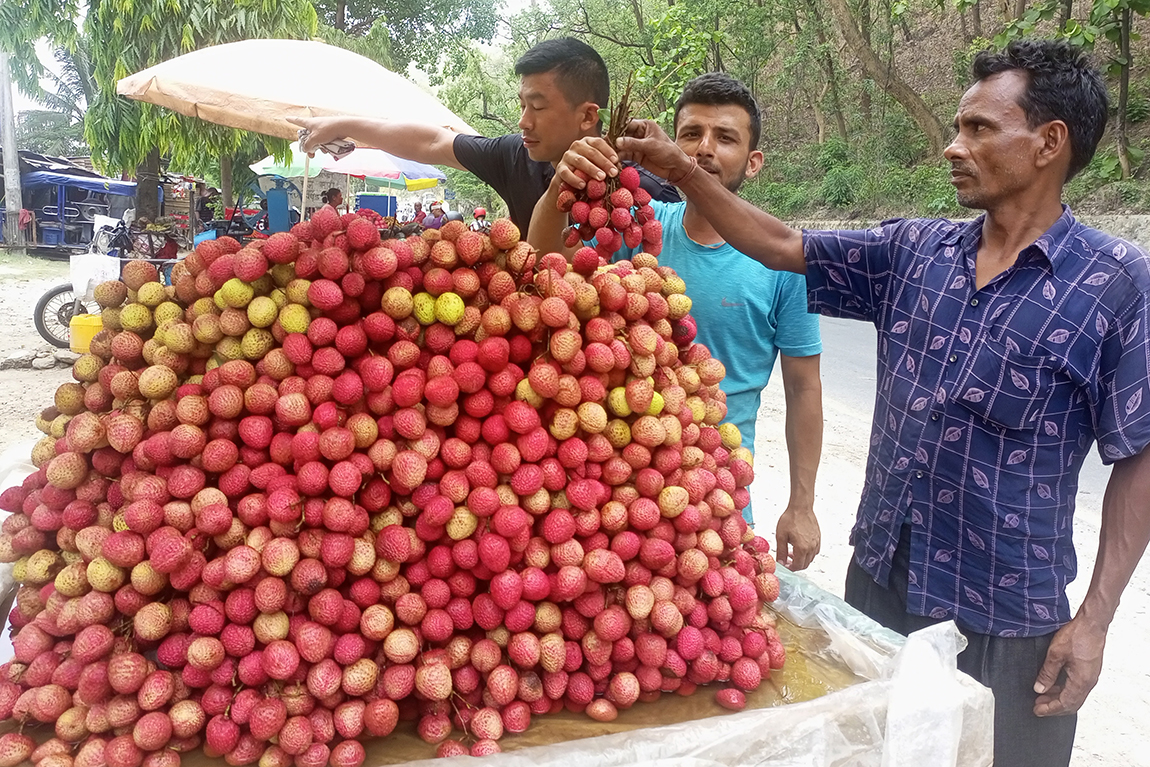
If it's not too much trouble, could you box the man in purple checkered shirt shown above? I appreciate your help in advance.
[555,39,1150,766]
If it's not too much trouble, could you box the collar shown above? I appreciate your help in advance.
[938,205,1079,280]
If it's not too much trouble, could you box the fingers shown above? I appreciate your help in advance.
[1033,642,1067,695]
[774,529,792,568]
[565,142,619,182]
[1033,685,1066,717]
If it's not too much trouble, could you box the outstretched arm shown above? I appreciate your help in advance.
[555,120,807,274]
[1034,447,1150,716]
[289,116,467,171]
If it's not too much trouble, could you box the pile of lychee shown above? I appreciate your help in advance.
[0,203,784,767]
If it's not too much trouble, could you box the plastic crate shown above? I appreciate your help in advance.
[40,223,63,246]
[356,193,397,217]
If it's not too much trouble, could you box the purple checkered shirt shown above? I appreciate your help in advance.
[804,207,1150,637]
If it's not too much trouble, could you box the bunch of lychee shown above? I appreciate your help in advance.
[556,165,662,274]
[0,204,784,767]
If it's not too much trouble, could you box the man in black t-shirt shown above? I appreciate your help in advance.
[290,38,677,235]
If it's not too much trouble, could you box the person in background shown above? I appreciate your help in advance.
[586,39,1150,767]
[530,73,824,570]
[290,37,678,235]
[470,207,489,233]
[423,202,447,230]
[196,185,218,224]
[321,188,343,210]
[412,201,427,225]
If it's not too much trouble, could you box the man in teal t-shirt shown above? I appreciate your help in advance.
[530,73,825,571]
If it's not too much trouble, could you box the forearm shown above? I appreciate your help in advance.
[783,377,823,509]
[675,163,806,274]
[326,117,465,170]
[1079,448,1150,629]
[527,176,575,256]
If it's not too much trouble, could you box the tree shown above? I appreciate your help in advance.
[16,110,85,155]
[311,0,497,73]
[824,0,948,157]
[2,0,318,217]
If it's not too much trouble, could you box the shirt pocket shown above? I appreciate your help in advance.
[951,338,1058,431]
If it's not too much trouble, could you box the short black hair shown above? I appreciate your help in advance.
[673,73,762,150]
[972,39,1108,180]
[514,38,609,111]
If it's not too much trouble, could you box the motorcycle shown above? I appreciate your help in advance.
[34,222,180,348]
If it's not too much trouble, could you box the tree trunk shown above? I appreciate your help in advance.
[972,0,982,37]
[1013,0,1027,20]
[628,0,656,67]
[825,0,948,157]
[805,0,848,142]
[1059,0,1073,27]
[959,7,971,44]
[220,155,234,211]
[859,0,871,123]
[335,0,346,30]
[135,148,161,223]
[1118,6,1132,179]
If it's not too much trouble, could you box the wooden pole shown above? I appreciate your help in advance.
[0,52,26,251]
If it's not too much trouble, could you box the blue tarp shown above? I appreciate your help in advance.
[21,171,136,197]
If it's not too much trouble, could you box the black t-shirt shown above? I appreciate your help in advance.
[452,133,680,233]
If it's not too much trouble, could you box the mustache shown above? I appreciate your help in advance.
[950,164,975,176]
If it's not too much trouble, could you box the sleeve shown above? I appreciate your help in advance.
[1096,288,1150,464]
[452,134,513,194]
[803,218,907,324]
[773,271,823,358]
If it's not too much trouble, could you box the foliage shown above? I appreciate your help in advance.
[443,167,503,216]
[16,110,86,156]
[310,0,497,73]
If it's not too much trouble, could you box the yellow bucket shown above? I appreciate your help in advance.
[69,314,103,354]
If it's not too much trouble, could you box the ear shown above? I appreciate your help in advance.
[1035,119,1070,173]
[745,150,765,180]
[578,102,602,134]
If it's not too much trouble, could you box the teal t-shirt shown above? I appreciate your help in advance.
[613,202,822,519]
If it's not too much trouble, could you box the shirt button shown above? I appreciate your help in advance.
[970,298,979,307]
[931,413,939,421]
[949,354,958,363]
[915,471,924,479]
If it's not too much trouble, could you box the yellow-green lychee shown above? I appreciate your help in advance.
[413,292,436,325]
[434,292,465,326]
[221,278,254,308]
[279,304,311,334]
[247,296,278,328]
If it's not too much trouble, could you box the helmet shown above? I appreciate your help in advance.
[445,211,465,223]
[473,207,487,218]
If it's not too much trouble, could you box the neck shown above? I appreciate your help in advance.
[979,189,1064,258]
[682,198,726,246]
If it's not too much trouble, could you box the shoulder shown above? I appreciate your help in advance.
[651,200,686,223]
[1070,223,1150,296]
[453,133,524,160]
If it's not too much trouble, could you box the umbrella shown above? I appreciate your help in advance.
[250,142,446,192]
[116,39,476,139]
[117,39,474,207]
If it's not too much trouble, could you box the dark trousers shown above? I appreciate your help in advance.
[845,524,1077,767]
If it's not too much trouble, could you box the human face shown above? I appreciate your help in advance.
[518,72,598,164]
[943,70,1065,210]
[673,103,763,193]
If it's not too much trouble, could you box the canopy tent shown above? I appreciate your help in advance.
[117,39,473,211]
[250,142,445,192]
[116,39,477,140]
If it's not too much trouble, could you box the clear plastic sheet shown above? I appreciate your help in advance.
[0,450,993,767]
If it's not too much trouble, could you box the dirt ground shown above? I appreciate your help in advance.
[0,253,76,458]
[751,372,1150,767]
